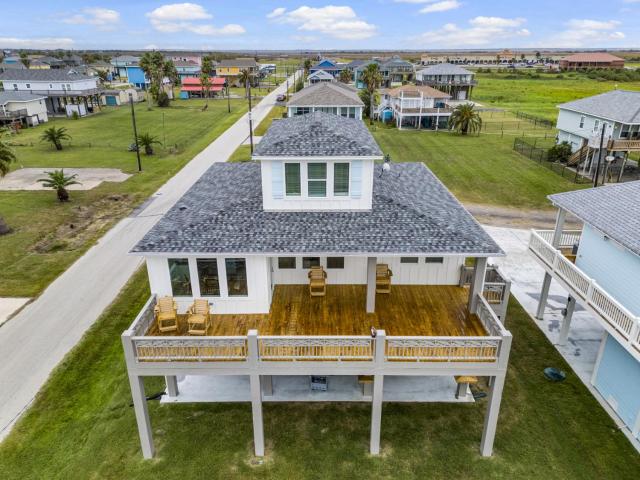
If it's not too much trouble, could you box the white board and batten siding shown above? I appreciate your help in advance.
[260,158,375,211]
[271,255,464,286]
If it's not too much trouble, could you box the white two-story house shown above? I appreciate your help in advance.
[0,69,100,116]
[378,85,452,129]
[122,111,512,460]
[556,90,640,171]
[415,63,477,101]
[529,181,640,443]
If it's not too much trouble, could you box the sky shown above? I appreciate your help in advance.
[1,1,640,51]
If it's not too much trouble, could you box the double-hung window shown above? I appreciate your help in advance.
[579,116,585,128]
[333,163,349,196]
[308,163,327,197]
[197,259,220,296]
[285,163,301,196]
[225,258,248,297]
[168,258,192,296]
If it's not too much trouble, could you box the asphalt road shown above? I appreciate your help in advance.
[0,75,295,440]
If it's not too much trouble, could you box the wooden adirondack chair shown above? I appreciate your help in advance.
[308,266,327,297]
[376,264,393,294]
[187,299,211,335]
[155,296,178,333]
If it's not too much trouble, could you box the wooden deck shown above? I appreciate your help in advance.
[146,284,486,337]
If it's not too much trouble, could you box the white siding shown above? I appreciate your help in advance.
[271,255,464,286]
[261,158,375,211]
[2,78,99,93]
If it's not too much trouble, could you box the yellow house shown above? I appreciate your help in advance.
[217,58,258,87]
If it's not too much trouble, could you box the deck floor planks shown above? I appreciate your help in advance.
[146,284,486,338]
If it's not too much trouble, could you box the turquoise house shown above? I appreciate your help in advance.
[531,181,640,441]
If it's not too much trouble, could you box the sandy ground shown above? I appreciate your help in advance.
[0,168,131,191]
[465,202,581,230]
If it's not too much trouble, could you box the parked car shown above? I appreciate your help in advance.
[276,94,286,102]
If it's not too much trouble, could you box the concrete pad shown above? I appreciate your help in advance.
[0,168,131,191]
[161,375,473,404]
[0,298,30,327]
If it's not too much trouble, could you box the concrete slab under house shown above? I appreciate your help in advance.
[123,111,513,460]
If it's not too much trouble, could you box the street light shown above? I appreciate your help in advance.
[129,93,142,172]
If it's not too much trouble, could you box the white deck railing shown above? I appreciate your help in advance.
[529,230,640,352]
[123,293,511,366]
[459,265,511,321]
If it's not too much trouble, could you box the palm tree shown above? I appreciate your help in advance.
[37,169,81,202]
[339,69,353,84]
[0,136,16,234]
[361,63,382,125]
[238,69,252,99]
[137,133,161,155]
[40,126,71,151]
[448,104,482,135]
[303,58,313,76]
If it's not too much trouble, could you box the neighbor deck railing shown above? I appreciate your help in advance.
[529,230,640,353]
[459,265,511,321]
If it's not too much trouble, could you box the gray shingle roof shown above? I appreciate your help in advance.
[558,90,640,124]
[417,63,474,76]
[218,58,257,68]
[287,82,363,107]
[0,91,47,105]
[254,112,382,157]
[0,69,94,82]
[549,181,640,257]
[132,162,503,256]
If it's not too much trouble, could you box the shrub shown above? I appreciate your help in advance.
[71,111,79,120]
[156,91,170,107]
[548,141,572,163]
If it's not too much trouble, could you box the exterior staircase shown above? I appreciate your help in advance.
[567,144,589,166]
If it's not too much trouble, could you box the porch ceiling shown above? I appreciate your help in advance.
[145,284,485,337]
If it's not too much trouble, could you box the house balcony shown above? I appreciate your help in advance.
[0,108,28,120]
[608,139,640,152]
[122,276,511,373]
[420,79,478,87]
[528,230,640,357]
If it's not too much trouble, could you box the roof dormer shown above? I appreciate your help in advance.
[253,111,383,211]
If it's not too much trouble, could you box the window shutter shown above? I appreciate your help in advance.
[350,160,362,198]
[272,161,284,199]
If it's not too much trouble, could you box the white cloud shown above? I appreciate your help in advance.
[292,34,318,43]
[269,6,376,40]
[62,7,120,30]
[414,16,529,47]
[0,37,75,49]
[542,19,625,47]
[267,7,286,19]
[420,1,461,13]
[146,3,245,36]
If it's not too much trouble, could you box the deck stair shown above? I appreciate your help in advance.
[567,145,589,167]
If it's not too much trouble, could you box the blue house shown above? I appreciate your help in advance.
[309,59,344,78]
[529,181,640,441]
[110,55,148,88]
[173,60,200,82]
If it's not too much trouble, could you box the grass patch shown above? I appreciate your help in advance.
[473,71,640,121]
[1,274,639,479]
[371,126,585,209]
[0,99,246,296]
[228,145,252,163]
[254,106,286,136]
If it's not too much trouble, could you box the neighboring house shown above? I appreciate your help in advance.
[559,53,624,70]
[286,82,364,119]
[309,58,344,78]
[86,61,115,80]
[27,59,51,70]
[122,111,513,460]
[0,91,48,126]
[173,60,201,82]
[216,58,259,87]
[379,56,414,88]
[38,56,66,69]
[378,85,452,129]
[350,59,379,89]
[2,56,20,64]
[169,54,202,67]
[529,181,640,442]
[305,69,335,87]
[0,69,101,116]
[101,88,142,106]
[415,63,477,100]
[555,90,640,172]
[110,56,149,88]
[179,76,225,99]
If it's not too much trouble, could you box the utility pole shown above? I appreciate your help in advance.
[247,78,254,154]
[129,93,142,172]
[593,123,607,187]
[226,81,231,113]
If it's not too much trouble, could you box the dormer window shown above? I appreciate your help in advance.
[308,163,327,197]
[285,163,301,196]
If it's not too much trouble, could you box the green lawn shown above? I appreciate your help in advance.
[255,106,286,136]
[0,99,246,296]
[371,125,584,209]
[1,267,638,479]
[473,72,640,121]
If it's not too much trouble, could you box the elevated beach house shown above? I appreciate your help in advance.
[286,82,364,119]
[555,90,640,174]
[0,69,100,117]
[122,111,512,459]
[0,91,48,126]
[378,84,452,129]
[216,58,259,87]
[415,63,477,101]
[529,181,640,441]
